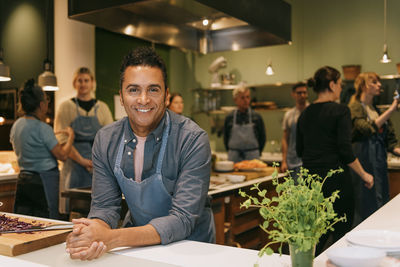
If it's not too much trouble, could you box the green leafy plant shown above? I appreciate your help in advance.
[239,164,346,257]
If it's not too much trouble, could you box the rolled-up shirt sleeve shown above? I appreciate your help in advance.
[337,107,356,164]
[88,128,122,229]
[149,130,211,244]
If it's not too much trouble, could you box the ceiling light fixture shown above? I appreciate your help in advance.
[265,61,274,76]
[0,0,11,82]
[0,49,11,82]
[380,0,391,63]
[38,0,58,91]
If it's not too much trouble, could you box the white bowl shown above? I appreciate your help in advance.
[225,174,246,183]
[326,246,385,267]
[215,161,234,172]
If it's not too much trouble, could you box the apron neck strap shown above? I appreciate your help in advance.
[156,112,170,174]
[233,108,252,124]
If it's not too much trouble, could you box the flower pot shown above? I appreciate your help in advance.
[289,243,315,267]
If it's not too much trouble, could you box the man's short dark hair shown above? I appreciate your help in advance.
[292,82,307,92]
[119,46,168,90]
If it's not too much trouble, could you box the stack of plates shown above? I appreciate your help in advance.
[346,230,400,257]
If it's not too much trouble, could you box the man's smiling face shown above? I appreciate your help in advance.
[120,66,168,137]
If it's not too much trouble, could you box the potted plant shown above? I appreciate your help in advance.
[239,165,346,267]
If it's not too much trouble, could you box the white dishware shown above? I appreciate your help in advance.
[225,174,246,183]
[214,161,234,172]
[326,246,385,267]
[346,230,400,252]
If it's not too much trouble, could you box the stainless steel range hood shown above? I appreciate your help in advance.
[68,0,291,54]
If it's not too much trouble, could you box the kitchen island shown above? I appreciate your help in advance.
[62,172,284,249]
[6,192,399,267]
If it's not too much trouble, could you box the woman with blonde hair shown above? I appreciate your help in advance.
[55,67,113,213]
[349,72,400,224]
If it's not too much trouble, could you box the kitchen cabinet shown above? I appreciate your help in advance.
[0,175,18,213]
[216,179,278,250]
[388,168,400,199]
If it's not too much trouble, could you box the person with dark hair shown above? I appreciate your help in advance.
[167,92,184,115]
[54,67,113,213]
[65,47,215,261]
[10,79,74,219]
[223,84,266,162]
[348,72,399,224]
[296,66,374,255]
[281,82,308,178]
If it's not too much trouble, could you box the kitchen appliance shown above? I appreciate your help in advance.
[68,0,291,54]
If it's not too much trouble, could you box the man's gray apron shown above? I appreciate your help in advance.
[61,100,102,189]
[113,112,215,242]
[228,108,259,162]
[352,104,389,223]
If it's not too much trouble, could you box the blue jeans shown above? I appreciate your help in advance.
[40,168,61,219]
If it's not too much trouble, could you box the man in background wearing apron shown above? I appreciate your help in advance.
[281,82,309,180]
[65,47,215,261]
[223,85,266,162]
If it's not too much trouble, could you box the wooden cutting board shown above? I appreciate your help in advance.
[0,213,71,256]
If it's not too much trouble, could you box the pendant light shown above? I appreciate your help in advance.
[265,60,274,76]
[380,0,391,63]
[0,0,11,82]
[0,49,11,82]
[38,0,58,91]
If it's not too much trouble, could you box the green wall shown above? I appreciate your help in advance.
[95,28,171,117]
[0,0,53,90]
[94,0,400,152]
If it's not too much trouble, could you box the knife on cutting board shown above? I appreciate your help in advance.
[0,223,74,234]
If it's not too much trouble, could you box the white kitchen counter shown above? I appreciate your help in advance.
[8,193,399,267]
[314,193,400,267]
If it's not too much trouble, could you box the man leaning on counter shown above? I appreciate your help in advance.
[66,47,215,260]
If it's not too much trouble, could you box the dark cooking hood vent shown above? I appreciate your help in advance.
[68,0,291,54]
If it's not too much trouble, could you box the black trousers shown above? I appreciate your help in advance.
[303,165,355,255]
[14,171,49,218]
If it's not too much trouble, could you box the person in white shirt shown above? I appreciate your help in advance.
[281,82,309,179]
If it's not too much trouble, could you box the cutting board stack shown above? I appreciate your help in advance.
[0,213,71,256]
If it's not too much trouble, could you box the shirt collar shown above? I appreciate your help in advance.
[122,111,167,145]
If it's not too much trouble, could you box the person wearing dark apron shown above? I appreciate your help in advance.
[349,72,400,226]
[61,100,102,189]
[227,108,260,162]
[224,85,266,163]
[55,67,114,215]
[114,112,214,241]
[65,47,214,261]
[10,79,74,220]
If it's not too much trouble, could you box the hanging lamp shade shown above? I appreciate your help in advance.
[38,60,58,91]
[0,49,11,82]
[265,63,274,76]
[380,0,391,64]
[380,44,391,63]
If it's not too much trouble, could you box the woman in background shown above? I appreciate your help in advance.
[349,72,400,224]
[296,66,373,254]
[168,92,184,115]
[10,79,74,219]
[55,67,113,190]
[55,67,113,214]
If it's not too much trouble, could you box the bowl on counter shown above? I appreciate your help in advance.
[225,174,246,183]
[214,161,234,172]
[326,246,385,267]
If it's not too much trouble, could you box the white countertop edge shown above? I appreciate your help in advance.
[208,173,285,196]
